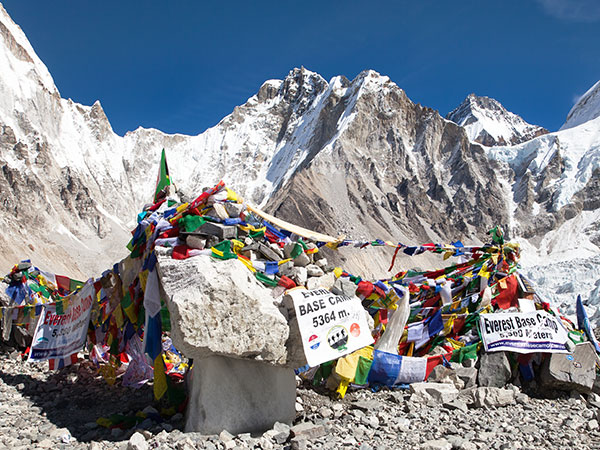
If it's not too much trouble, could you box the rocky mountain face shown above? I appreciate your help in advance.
[0,3,599,316]
[265,72,510,275]
[447,94,548,147]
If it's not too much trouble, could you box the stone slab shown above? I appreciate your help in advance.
[540,342,597,393]
[477,351,511,388]
[185,356,295,435]
[199,221,237,239]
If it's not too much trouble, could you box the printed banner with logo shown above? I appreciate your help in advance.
[479,310,569,354]
[28,281,95,362]
[289,288,374,367]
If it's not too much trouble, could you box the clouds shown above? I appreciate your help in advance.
[534,0,600,22]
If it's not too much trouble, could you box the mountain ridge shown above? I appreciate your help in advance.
[446,93,548,147]
[0,3,599,321]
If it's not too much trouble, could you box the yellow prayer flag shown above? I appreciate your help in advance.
[175,202,189,214]
[139,270,149,291]
[447,338,465,350]
[211,247,224,257]
[231,239,245,254]
[153,354,168,400]
[443,314,456,335]
[225,187,240,202]
[237,257,256,273]
[114,305,124,329]
[336,379,350,399]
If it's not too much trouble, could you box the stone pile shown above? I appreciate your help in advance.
[180,199,335,290]
[157,248,323,435]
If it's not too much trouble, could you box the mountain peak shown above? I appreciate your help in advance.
[0,3,58,95]
[561,79,600,130]
[446,94,548,146]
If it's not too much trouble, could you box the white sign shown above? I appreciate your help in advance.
[479,311,569,354]
[289,288,373,367]
[29,281,95,362]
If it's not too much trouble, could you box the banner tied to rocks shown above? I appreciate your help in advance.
[479,311,569,354]
[28,281,95,362]
[289,288,374,367]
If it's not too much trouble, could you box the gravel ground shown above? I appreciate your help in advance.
[0,348,599,450]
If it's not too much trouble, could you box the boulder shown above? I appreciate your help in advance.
[291,267,308,286]
[331,276,358,297]
[306,264,324,277]
[450,363,478,389]
[477,351,512,387]
[224,202,245,218]
[127,432,148,450]
[158,253,292,365]
[427,365,465,390]
[306,272,335,290]
[293,252,311,267]
[471,387,515,408]
[185,355,295,435]
[409,382,459,403]
[540,342,598,393]
[199,221,237,239]
[421,439,452,450]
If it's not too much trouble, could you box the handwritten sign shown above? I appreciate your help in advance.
[288,288,373,367]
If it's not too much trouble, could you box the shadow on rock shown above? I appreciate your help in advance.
[0,358,172,443]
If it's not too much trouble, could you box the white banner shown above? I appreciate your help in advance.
[28,281,95,362]
[289,288,373,367]
[479,311,569,354]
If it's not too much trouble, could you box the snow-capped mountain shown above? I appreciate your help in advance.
[0,1,508,279]
[487,110,600,320]
[561,80,600,131]
[0,3,599,322]
[447,94,548,147]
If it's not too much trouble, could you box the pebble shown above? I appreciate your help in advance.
[0,349,599,449]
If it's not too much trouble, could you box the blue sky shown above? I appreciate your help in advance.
[4,0,600,136]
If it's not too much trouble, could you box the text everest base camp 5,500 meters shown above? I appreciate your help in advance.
[0,3,598,322]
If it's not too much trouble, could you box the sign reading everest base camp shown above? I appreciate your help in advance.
[289,288,374,367]
[28,281,95,362]
[479,311,569,354]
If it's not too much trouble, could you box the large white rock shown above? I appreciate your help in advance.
[185,355,296,434]
[157,253,291,365]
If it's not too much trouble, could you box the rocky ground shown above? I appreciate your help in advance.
[0,348,599,450]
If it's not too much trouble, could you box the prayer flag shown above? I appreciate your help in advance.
[154,149,171,203]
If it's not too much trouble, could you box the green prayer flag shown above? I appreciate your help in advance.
[488,226,504,245]
[154,149,171,203]
[249,228,265,239]
[160,306,171,332]
[450,342,479,363]
[354,356,373,385]
[70,278,84,291]
[56,300,64,315]
[211,240,237,260]
[290,243,303,259]
[255,272,278,287]
[313,361,334,385]
[180,215,206,233]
